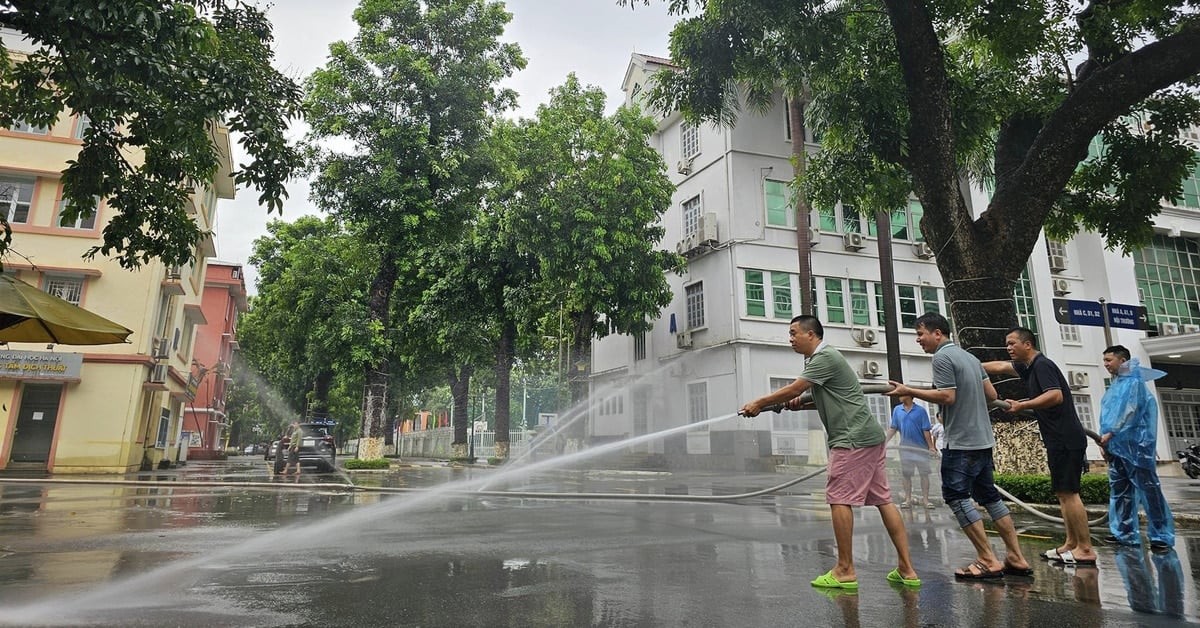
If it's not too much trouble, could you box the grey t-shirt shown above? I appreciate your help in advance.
[931,341,995,450]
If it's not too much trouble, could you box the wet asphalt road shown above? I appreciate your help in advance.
[0,459,1197,627]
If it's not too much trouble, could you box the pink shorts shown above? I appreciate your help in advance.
[825,443,892,506]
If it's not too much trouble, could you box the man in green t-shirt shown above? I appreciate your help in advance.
[741,315,919,590]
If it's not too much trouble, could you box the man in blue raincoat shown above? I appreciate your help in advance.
[1100,345,1174,552]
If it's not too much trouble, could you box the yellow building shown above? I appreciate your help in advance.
[0,55,233,472]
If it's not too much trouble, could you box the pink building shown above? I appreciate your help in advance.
[182,261,247,459]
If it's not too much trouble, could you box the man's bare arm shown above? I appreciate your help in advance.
[982,360,1017,377]
[886,381,956,406]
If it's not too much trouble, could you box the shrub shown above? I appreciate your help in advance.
[487,457,503,465]
[994,474,1109,505]
[449,457,477,464]
[344,458,391,470]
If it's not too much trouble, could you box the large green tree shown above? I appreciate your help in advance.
[630,0,1200,355]
[303,0,524,455]
[0,1,303,267]
[512,75,682,441]
[239,216,375,434]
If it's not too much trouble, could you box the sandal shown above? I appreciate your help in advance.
[1002,563,1034,577]
[1053,550,1096,565]
[886,568,921,587]
[811,570,858,590]
[954,559,1004,580]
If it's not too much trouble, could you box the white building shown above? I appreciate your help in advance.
[587,53,1200,471]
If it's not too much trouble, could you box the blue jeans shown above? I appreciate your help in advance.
[941,448,1008,528]
[1109,455,1175,546]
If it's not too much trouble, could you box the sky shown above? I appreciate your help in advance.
[215,0,683,292]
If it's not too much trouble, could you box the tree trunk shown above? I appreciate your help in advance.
[450,364,472,459]
[567,310,593,445]
[309,370,332,418]
[789,94,814,317]
[358,250,398,459]
[492,322,515,459]
[875,210,902,388]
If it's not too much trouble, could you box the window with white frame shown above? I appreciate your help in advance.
[682,195,702,236]
[73,115,92,140]
[897,284,945,329]
[772,273,792,319]
[841,203,862,233]
[898,286,918,328]
[634,331,646,361]
[769,377,805,431]
[1163,391,1200,441]
[849,280,870,325]
[765,180,793,228]
[9,120,48,135]
[1060,324,1081,344]
[0,177,35,224]
[866,395,890,429]
[866,200,924,241]
[1133,235,1200,327]
[687,381,709,430]
[156,407,171,448]
[56,197,98,230]
[825,278,846,324]
[874,284,887,328]
[680,122,700,159]
[685,282,705,329]
[1073,394,1096,432]
[1046,239,1067,259]
[43,276,84,305]
[813,203,837,232]
[745,270,766,317]
[1013,267,1040,334]
[747,270,796,319]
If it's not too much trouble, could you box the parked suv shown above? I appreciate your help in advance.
[270,419,337,473]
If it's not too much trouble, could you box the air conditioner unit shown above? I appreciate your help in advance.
[149,364,168,384]
[1183,324,1200,334]
[1067,370,1090,390]
[808,227,820,246]
[1159,321,1180,336]
[152,337,170,360]
[697,212,718,245]
[851,327,878,346]
[861,359,883,378]
[842,232,865,251]
[675,330,693,349]
[1048,255,1068,273]
[166,265,182,280]
[911,242,934,259]
[1052,278,1071,296]
[676,159,693,175]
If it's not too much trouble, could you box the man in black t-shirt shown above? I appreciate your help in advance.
[984,327,1096,565]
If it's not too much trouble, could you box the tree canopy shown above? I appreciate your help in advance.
[238,216,375,431]
[511,75,682,413]
[303,0,525,445]
[628,0,1200,349]
[0,1,303,267]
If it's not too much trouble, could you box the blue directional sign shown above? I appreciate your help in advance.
[1105,302,1150,330]
[1052,299,1105,327]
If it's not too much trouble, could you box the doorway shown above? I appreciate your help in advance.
[9,383,63,464]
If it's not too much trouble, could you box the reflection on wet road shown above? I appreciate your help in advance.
[0,460,1196,626]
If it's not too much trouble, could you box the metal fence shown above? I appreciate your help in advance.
[344,428,530,460]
